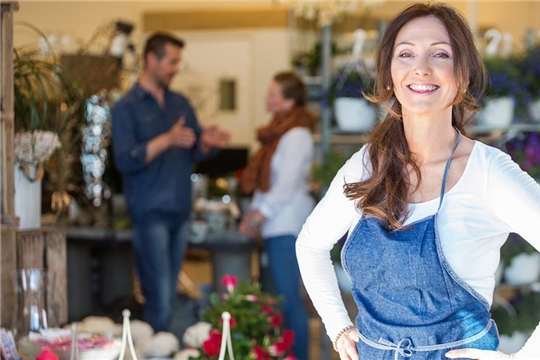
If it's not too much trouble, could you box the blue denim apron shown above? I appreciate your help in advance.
[342,131,499,359]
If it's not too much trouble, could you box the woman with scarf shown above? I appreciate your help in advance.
[239,71,315,360]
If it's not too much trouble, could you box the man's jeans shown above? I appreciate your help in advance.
[132,214,188,332]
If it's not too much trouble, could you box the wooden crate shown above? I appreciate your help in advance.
[14,227,68,325]
[0,224,17,327]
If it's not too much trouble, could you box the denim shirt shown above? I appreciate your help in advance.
[112,83,215,220]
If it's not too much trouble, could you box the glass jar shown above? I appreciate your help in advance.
[12,268,56,339]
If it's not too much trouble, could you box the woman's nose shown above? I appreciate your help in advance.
[414,56,431,76]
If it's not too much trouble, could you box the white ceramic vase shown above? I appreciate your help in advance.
[504,252,540,286]
[14,163,42,230]
[334,97,375,132]
[528,98,540,123]
[477,97,515,127]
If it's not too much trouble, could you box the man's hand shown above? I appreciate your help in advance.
[201,124,231,150]
[169,117,196,148]
[445,349,512,359]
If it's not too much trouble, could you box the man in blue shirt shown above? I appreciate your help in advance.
[112,32,230,332]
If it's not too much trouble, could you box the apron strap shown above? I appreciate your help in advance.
[437,127,462,212]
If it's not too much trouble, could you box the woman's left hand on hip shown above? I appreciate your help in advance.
[446,349,512,359]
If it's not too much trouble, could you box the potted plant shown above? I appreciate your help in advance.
[477,56,525,127]
[517,45,540,122]
[14,26,86,228]
[179,275,296,360]
[311,147,354,196]
[331,64,376,132]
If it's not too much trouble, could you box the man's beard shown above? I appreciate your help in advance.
[154,74,171,90]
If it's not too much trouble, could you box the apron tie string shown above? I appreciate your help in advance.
[357,320,494,359]
[378,338,413,360]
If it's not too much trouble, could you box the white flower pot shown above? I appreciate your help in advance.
[477,97,515,127]
[528,98,540,123]
[14,163,42,230]
[334,97,375,132]
[499,331,529,354]
[504,252,540,286]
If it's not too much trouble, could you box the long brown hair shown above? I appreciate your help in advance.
[345,2,487,230]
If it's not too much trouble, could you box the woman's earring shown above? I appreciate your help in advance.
[386,85,392,91]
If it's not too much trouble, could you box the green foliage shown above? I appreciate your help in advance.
[500,233,538,267]
[13,23,86,137]
[291,41,339,76]
[312,148,354,189]
[491,291,540,336]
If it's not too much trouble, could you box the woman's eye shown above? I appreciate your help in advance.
[434,52,450,59]
[398,52,413,58]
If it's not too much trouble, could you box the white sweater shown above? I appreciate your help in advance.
[296,140,540,357]
[250,127,315,238]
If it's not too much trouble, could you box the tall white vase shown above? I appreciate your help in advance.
[334,97,376,132]
[477,97,515,127]
[14,163,42,230]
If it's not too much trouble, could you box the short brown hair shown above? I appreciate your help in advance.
[273,71,307,107]
[144,32,185,65]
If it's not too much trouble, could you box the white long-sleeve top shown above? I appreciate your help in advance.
[296,140,540,357]
[250,127,315,238]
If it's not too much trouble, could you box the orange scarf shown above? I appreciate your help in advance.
[241,106,314,194]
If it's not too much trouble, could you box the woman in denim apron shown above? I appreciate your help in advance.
[296,3,540,360]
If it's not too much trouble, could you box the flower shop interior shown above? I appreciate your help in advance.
[1,0,540,359]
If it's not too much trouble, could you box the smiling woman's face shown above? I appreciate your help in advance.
[391,15,457,118]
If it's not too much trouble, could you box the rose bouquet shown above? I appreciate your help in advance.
[179,275,296,360]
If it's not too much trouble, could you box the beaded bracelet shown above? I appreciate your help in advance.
[332,325,356,352]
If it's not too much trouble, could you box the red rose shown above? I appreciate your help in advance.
[269,314,282,328]
[221,274,238,293]
[282,329,295,347]
[202,329,222,357]
[252,345,270,360]
[261,304,273,315]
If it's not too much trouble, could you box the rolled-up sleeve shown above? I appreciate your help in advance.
[111,101,148,174]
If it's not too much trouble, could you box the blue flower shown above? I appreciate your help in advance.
[506,131,540,179]
[517,46,540,100]
[483,56,527,102]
